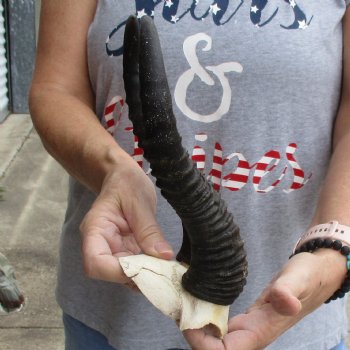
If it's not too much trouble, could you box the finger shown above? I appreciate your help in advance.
[184,328,258,350]
[263,256,313,316]
[120,235,142,255]
[247,281,301,317]
[223,328,260,350]
[266,281,302,316]
[227,312,286,350]
[126,201,173,260]
[84,195,132,234]
[82,232,130,283]
[249,257,312,317]
[183,329,225,350]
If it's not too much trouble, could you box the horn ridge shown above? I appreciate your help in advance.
[123,15,248,306]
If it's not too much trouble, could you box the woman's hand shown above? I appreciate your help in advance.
[80,158,174,285]
[184,249,346,350]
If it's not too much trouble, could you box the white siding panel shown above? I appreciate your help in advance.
[0,2,8,115]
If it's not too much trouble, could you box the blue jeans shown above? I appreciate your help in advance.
[332,341,347,350]
[63,313,116,350]
[63,313,188,350]
[63,313,346,350]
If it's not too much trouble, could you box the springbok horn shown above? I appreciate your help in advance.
[123,15,247,306]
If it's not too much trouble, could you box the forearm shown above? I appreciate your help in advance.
[303,102,350,290]
[29,84,133,193]
[310,8,350,227]
[28,0,135,193]
[310,102,350,226]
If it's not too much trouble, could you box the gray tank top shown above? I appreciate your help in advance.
[56,1,350,349]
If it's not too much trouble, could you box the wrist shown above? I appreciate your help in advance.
[313,249,347,288]
[99,151,155,205]
[97,147,138,193]
[293,221,350,254]
[292,221,350,303]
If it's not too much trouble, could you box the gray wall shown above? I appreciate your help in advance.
[8,0,36,114]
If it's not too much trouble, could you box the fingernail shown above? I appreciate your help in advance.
[154,242,173,257]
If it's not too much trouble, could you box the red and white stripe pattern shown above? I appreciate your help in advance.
[209,143,224,191]
[222,153,250,192]
[125,127,144,168]
[284,143,312,193]
[252,150,287,193]
[192,146,206,171]
[133,135,144,168]
[192,133,208,171]
[103,96,124,135]
[191,134,224,192]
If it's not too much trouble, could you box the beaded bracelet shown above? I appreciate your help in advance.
[291,238,350,303]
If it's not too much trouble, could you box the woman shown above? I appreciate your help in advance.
[29,1,350,349]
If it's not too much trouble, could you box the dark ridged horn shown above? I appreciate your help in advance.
[123,15,247,306]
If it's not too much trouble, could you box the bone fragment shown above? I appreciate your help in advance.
[119,254,229,338]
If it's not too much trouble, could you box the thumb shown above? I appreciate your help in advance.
[249,259,306,317]
[265,278,302,316]
[127,203,173,260]
[265,251,332,317]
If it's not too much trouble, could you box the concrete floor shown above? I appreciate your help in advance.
[0,114,349,349]
[0,115,66,349]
